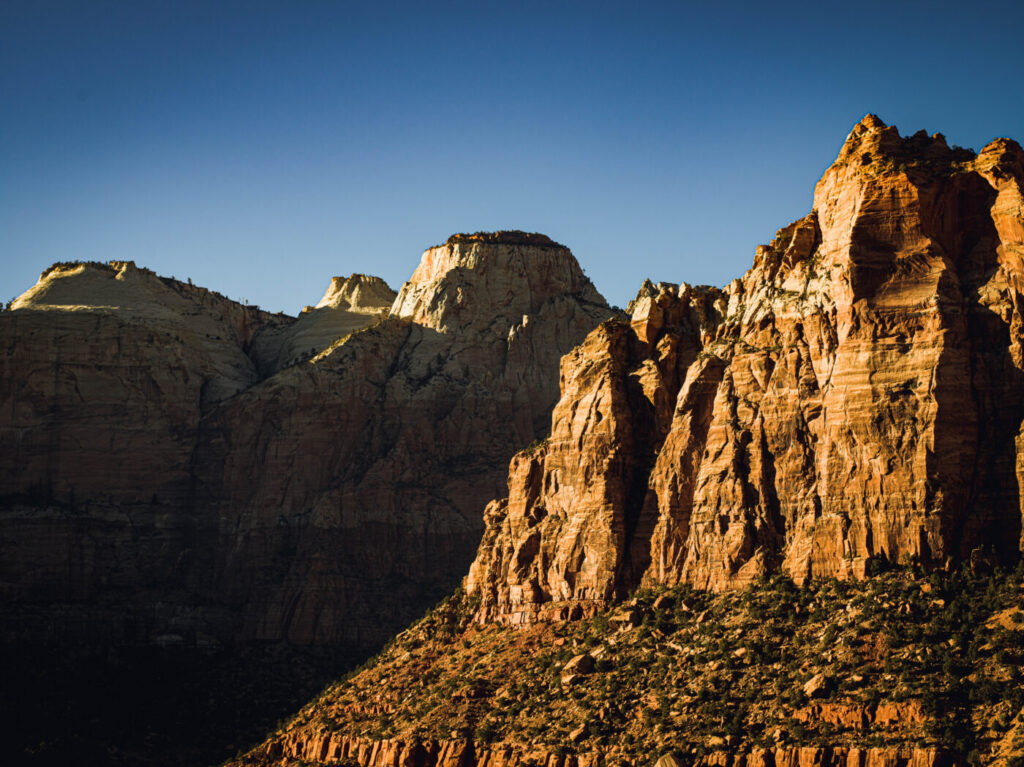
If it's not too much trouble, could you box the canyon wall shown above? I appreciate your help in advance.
[467,115,1024,623]
[199,234,613,645]
[0,234,612,647]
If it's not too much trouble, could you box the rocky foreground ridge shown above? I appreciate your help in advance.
[239,569,1024,767]
[0,234,613,651]
[235,116,1024,767]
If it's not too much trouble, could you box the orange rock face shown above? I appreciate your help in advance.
[466,286,724,622]
[256,733,949,767]
[0,237,612,647]
[467,116,1024,621]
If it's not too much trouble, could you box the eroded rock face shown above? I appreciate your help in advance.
[0,235,612,647]
[255,732,949,767]
[0,261,292,643]
[466,285,723,623]
[467,116,1024,621]
[202,236,612,645]
[249,274,396,374]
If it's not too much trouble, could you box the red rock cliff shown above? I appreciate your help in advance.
[466,116,1024,622]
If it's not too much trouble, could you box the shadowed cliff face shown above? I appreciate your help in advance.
[200,238,613,645]
[467,116,1024,623]
[0,237,613,650]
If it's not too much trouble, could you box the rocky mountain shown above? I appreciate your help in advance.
[467,114,1024,624]
[197,234,612,646]
[0,234,612,653]
[249,273,397,375]
[234,116,1024,767]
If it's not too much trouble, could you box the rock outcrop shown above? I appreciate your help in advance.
[200,234,612,644]
[249,273,396,374]
[0,234,612,647]
[261,734,951,767]
[466,285,724,623]
[467,115,1024,622]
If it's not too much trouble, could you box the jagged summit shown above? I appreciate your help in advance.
[976,136,1024,178]
[442,230,566,249]
[466,114,1024,629]
[833,113,976,173]
[852,115,1024,178]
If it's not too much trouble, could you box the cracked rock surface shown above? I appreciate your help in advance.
[0,235,613,648]
[468,116,1024,622]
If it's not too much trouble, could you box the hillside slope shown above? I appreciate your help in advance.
[239,568,1024,767]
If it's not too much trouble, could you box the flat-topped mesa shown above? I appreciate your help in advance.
[467,115,1024,625]
[390,231,603,333]
[314,273,396,312]
[443,230,566,248]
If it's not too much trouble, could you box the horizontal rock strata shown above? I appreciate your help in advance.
[0,234,613,647]
[264,732,951,767]
[228,117,1024,767]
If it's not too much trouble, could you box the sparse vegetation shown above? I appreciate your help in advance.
[237,566,1024,764]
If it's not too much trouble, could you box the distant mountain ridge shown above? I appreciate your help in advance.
[0,233,613,653]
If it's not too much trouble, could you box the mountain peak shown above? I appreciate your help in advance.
[855,112,887,131]
[391,232,605,332]
[832,114,976,174]
[314,273,396,311]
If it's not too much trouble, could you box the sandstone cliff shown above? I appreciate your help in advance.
[466,116,1024,623]
[199,234,612,645]
[249,273,396,374]
[0,235,612,648]
[226,117,1024,767]
[0,261,294,644]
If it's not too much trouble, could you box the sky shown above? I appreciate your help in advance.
[3,1,1024,313]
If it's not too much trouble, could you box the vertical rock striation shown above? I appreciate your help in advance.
[466,284,724,622]
[467,116,1024,622]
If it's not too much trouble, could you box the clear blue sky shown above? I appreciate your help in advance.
[3,1,1023,312]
